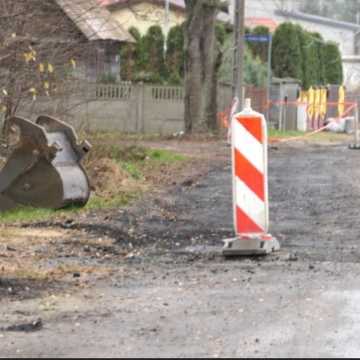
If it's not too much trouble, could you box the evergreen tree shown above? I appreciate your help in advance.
[299,31,324,88]
[244,46,267,86]
[129,26,141,42]
[271,22,303,81]
[322,41,343,84]
[120,42,136,81]
[248,26,270,63]
[142,25,166,82]
[294,25,309,88]
[120,27,146,81]
[311,32,326,85]
[165,25,185,84]
[128,27,146,72]
[215,22,227,46]
[243,21,344,89]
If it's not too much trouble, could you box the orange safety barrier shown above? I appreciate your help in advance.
[217,98,239,130]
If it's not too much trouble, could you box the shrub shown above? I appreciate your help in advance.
[218,33,267,87]
[272,22,303,81]
[142,25,166,80]
[165,25,185,83]
[120,27,144,81]
[120,43,136,81]
[248,25,270,63]
[322,41,343,84]
[308,32,326,85]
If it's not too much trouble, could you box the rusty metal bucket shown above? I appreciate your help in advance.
[0,115,91,212]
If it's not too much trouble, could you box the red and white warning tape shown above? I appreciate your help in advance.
[273,102,358,144]
[222,98,358,144]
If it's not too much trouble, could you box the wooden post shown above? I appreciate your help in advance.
[136,82,145,133]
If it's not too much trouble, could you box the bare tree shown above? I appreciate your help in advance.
[183,0,225,133]
[0,0,97,139]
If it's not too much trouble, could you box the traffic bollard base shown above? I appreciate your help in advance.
[222,235,280,257]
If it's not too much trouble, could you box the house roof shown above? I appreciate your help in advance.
[98,0,231,23]
[55,0,135,42]
[277,10,360,32]
[99,0,185,11]
[245,17,278,33]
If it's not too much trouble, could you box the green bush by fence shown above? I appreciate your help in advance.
[271,22,343,89]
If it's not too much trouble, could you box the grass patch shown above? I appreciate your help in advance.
[85,193,139,210]
[0,142,187,224]
[147,148,186,163]
[0,207,56,224]
[120,148,187,180]
[269,129,350,143]
[0,194,137,224]
[121,161,144,180]
[268,129,305,139]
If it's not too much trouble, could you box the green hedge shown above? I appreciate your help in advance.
[165,25,185,84]
[271,22,303,82]
[271,22,343,89]
[120,23,229,85]
[322,41,343,84]
[120,22,343,88]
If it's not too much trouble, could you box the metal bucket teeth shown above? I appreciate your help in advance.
[0,116,91,212]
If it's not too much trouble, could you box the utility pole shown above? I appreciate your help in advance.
[233,0,246,112]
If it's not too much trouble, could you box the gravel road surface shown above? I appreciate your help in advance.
[2,142,360,358]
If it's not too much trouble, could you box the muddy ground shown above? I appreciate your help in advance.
[2,138,360,357]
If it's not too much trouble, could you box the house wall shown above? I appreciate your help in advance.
[229,0,300,24]
[109,2,185,35]
[232,0,357,56]
[22,1,123,83]
[85,41,122,82]
[343,57,360,91]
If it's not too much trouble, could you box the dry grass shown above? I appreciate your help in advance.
[86,157,147,198]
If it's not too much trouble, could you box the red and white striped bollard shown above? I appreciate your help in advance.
[223,99,280,256]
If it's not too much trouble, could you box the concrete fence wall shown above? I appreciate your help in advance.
[17,81,315,133]
[16,82,234,135]
[17,79,350,134]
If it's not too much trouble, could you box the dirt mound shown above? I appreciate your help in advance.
[86,158,142,198]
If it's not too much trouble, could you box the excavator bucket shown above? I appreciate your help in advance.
[0,115,91,212]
